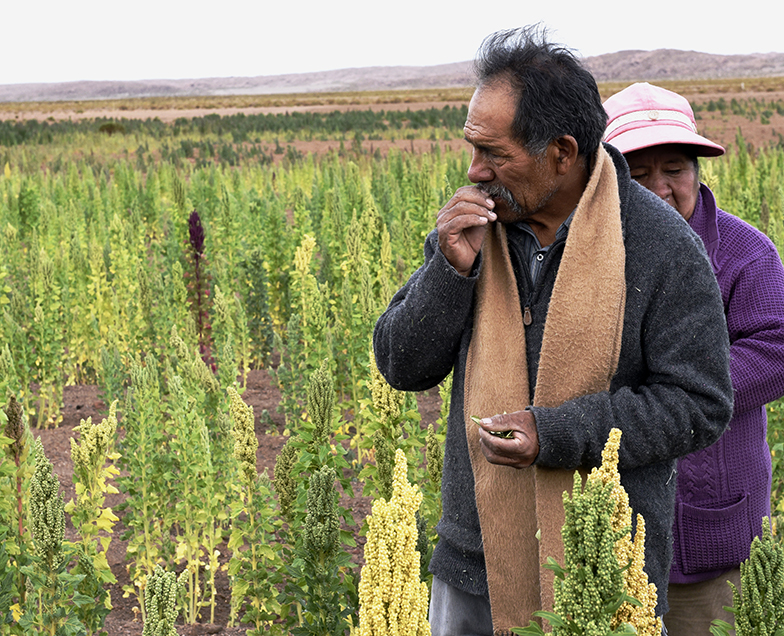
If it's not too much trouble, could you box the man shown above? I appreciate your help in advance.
[372,27,733,635]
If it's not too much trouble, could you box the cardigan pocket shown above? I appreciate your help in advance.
[677,493,752,575]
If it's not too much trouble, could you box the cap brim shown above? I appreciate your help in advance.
[606,124,725,157]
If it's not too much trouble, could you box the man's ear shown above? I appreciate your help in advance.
[551,135,580,175]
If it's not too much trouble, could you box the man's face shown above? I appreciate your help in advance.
[463,79,558,224]
[624,144,700,220]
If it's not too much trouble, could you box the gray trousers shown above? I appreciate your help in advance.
[429,576,493,636]
[429,576,668,636]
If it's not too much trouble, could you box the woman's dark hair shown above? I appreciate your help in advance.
[689,152,701,178]
[473,25,607,162]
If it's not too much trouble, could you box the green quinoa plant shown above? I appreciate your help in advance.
[274,235,334,422]
[288,360,355,505]
[167,326,236,519]
[116,355,173,621]
[710,517,784,636]
[356,347,406,482]
[513,469,638,636]
[421,371,451,563]
[419,421,445,584]
[210,182,243,286]
[768,398,784,535]
[167,325,220,400]
[314,184,347,290]
[231,293,251,390]
[172,173,188,216]
[273,439,299,525]
[253,194,293,331]
[0,316,35,421]
[135,266,159,353]
[164,319,240,625]
[290,465,354,636]
[271,312,303,421]
[210,284,242,390]
[31,249,66,428]
[334,210,379,414]
[371,430,394,502]
[0,396,35,627]
[18,438,85,636]
[237,246,274,370]
[226,386,283,633]
[16,178,40,237]
[0,345,23,408]
[514,430,650,635]
[141,564,183,636]
[278,361,359,632]
[166,373,217,625]
[162,261,200,360]
[80,237,118,383]
[357,349,427,506]
[105,210,148,357]
[97,340,126,408]
[64,402,120,635]
[0,527,15,632]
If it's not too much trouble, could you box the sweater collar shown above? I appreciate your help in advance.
[603,142,632,240]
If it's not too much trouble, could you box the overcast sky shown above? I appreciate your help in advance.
[3,0,782,86]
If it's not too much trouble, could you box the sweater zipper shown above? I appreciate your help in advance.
[522,235,565,328]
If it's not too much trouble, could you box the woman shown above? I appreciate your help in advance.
[603,82,784,635]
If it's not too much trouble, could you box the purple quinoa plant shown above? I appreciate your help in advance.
[185,210,215,370]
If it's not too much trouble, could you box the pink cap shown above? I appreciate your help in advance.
[603,82,724,157]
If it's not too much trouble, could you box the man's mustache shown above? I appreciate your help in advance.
[477,183,521,211]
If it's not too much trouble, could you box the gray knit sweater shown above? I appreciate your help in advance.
[373,143,733,616]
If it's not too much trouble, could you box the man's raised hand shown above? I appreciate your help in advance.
[437,186,497,276]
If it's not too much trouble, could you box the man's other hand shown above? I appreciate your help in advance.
[477,410,539,468]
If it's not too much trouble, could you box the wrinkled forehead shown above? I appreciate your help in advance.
[465,82,517,139]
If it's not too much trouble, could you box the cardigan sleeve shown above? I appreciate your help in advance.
[724,249,784,414]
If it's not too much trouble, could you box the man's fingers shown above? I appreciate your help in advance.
[437,187,497,224]
[478,431,529,468]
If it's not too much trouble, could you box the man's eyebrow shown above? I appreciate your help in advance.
[463,135,492,152]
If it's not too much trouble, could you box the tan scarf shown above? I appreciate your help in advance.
[463,145,626,635]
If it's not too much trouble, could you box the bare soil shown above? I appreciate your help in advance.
[34,369,442,636]
[688,89,784,151]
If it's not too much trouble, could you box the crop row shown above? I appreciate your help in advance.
[0,106,469,148]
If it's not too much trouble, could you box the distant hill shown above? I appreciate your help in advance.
[2,50,784,103]
[584,49,784,82]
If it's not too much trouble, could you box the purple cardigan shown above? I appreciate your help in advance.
[670,184,784,584]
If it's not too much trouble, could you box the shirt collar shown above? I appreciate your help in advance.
[514,208,576,248]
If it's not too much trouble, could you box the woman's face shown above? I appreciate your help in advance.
[624,144,701,220]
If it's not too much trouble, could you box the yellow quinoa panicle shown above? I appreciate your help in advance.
[590,428,661,636]
[357,449,430,636]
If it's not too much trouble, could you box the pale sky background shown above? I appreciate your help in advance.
[2,0,782,86]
